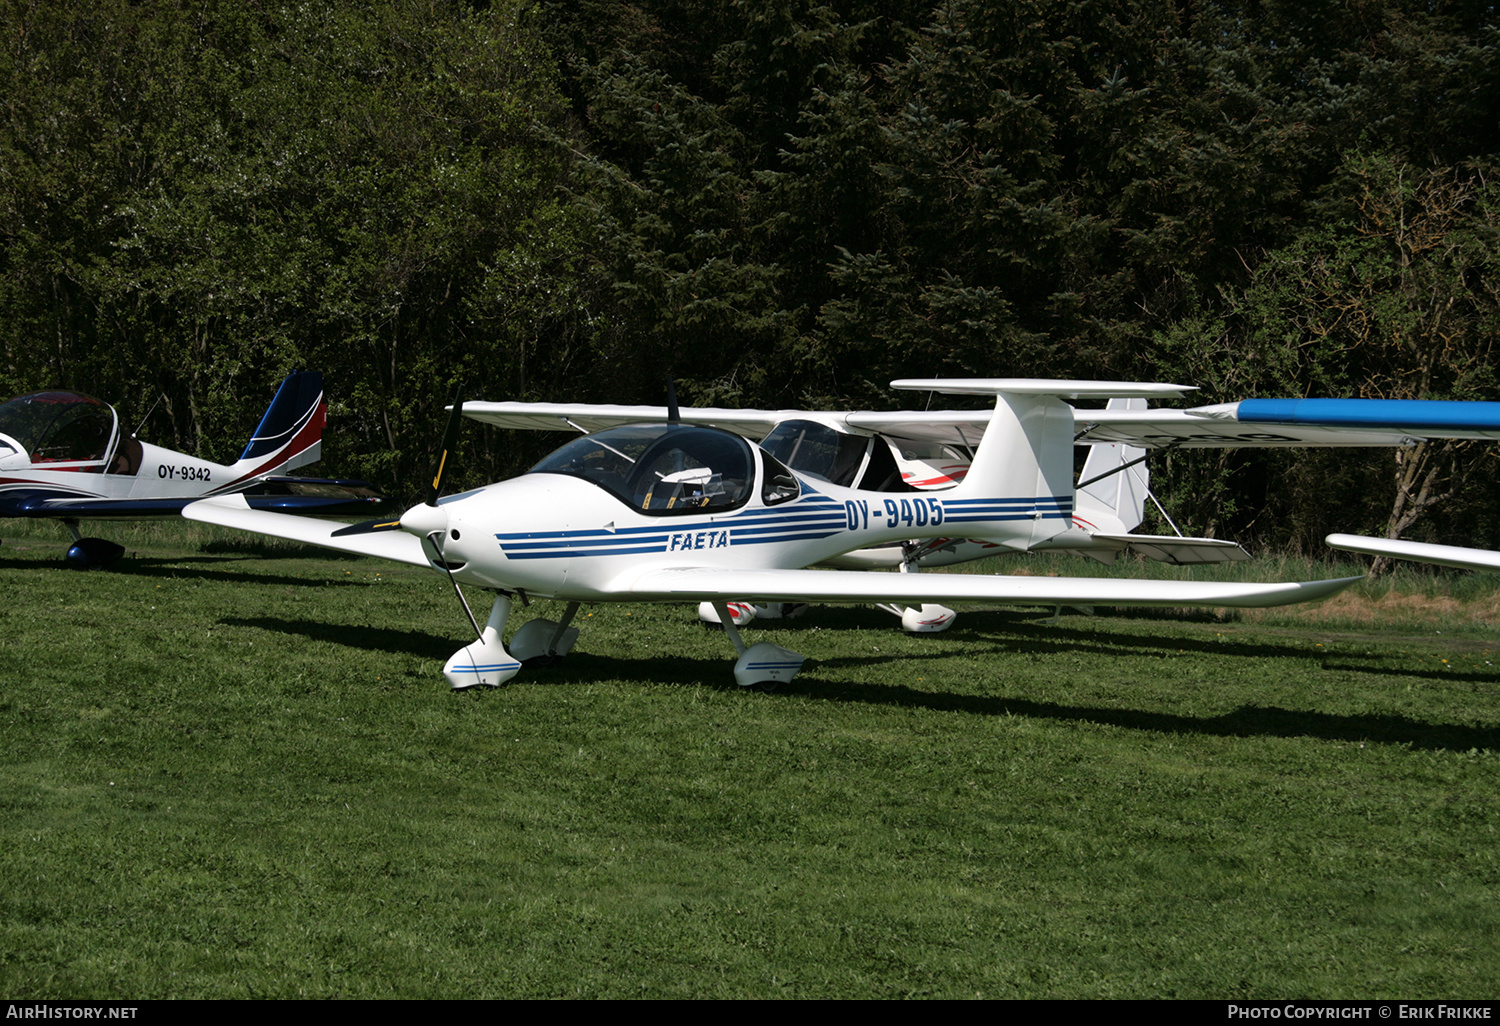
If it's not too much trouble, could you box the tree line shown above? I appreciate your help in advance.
[3,0,1498,554]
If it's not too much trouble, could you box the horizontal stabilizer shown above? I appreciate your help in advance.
[1089,534,1252,565]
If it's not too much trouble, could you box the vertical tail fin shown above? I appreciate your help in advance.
[235,371,325,474]
[1074,398,1148,533]
[890,380,1190,551]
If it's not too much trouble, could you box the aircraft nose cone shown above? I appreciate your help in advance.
[399,501,449,539]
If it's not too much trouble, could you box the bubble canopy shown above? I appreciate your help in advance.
[528,423,792,515]
[0,391,116,464]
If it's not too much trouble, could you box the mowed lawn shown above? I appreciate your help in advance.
[1,522,1496,998]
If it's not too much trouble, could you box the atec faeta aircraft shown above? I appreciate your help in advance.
[458,385,1500,633]
[184,379,1367,692]
[0,370,386,568]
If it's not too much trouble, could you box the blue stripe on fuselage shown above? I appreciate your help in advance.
[492,493,1068,559]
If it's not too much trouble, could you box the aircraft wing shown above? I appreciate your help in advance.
[466,390,1500,452]
[0,487,171,518]
[620,566,1362,609]
[463,400,1008,447]
[183,494,431,567]
[1326,534,1500,572]
[462,382,1195,446]
[1075,398,1500,448]
[0,483,388,519]
[460,402,801,439]
[0,487,255,519]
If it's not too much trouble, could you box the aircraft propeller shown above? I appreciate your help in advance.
[395,388,486,643]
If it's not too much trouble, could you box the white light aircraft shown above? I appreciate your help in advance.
[0,371,386,567]
[185,379,1369,691]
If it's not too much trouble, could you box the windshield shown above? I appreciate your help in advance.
[0,391,116,463]
[529,424,756,514]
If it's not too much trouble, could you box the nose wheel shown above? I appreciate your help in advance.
[443,593,522,689]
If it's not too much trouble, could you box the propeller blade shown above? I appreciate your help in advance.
[401,384,485,646]
[428,386,465,506]
[666,377,680,425]
[330,517,404,537]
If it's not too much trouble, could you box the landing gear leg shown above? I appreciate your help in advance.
[510,601,582,666]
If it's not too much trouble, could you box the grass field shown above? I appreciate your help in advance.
[1,520,1496,998]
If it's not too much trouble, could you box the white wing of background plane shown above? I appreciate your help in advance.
[461,402,796,439]
[462,399,1004,446]
[1326,534,1500,573]
[463,380,1198,445]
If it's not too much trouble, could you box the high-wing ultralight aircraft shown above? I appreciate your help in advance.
[185,379,1373,691]
[0,370,385,567]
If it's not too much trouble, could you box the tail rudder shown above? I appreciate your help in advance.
[236,371,325,475]
[1074,397,1148,533]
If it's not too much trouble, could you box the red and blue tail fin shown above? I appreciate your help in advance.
[234,371,325,474]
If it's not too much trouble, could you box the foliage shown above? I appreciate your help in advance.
[3,0,1499,542]
[1152,153,1500,552]
[0,0,594,490]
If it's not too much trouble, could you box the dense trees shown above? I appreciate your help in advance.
[3,0,1497,550]
[1,0,592,486]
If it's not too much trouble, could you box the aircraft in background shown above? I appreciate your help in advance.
[1326,534,1500,573]
[0,370,387,568]
[185,379,1364,692]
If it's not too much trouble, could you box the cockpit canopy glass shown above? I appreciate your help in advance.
[761,419,870,487]
[0,392,115,463]
[529,424,756,515]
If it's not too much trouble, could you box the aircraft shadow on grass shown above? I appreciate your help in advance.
[774,606,1408,666]
[791,680,1500,755]
[227,607,1498,754]
[0,550,373,591]
[120,557,374,590]
[549,647,1500,753]
[219,616,461,662]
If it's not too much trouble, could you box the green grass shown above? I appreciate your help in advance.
[1,520,1497,997]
